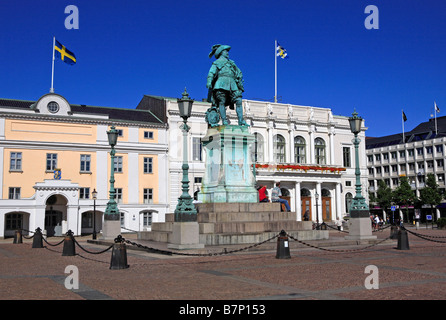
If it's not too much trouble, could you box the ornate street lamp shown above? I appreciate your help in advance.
[92,188,97,240]
[345,110,375,240]
[315,192,320,229]
[174,89,198,222]
[104,126,119,221]
[348,110,369,213]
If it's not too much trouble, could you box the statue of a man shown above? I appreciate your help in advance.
[206,44,248,126]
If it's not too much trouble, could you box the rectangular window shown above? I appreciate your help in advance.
[143,212,152,227]
[343,147,351,167]
[80,154,91,172]
[79,187,90,199]
[117,129,124,137]
[436,145,443,154]
[120,212,125,227]
[144,131,154,139]
[10,152,22,171]
[399,151,405,158]
[8,187,20,199]
[46,153,57,171]
[144,157,153,173]
[6,213,22,230]
[143,188,153,204]
[193,137,202,161]
[114,156,123,173]
[115,188,123,203]
[383,153,389,160]
[391,151,397,159]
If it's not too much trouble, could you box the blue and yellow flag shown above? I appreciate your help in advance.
[276,42,288,59]
[54,40,76,65]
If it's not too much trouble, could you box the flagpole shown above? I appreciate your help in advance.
[435,101,438,135]
[402,109,405,143]
[50,36,55,93]
[274,39,277,103]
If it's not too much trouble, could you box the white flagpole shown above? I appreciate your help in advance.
[274,39,277,103]
[435,101,438,135]
[402,109,405,142]
[50,36,55,93]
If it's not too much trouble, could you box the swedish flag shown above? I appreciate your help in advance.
[54,40,76,65]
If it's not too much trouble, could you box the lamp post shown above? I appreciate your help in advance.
[92,188,97,240]
[345,110,376,240]
[174,88,198,222]
[348,110,369,213]
[168,89,203,250]
[102,125,120,239]
[315,192,320,229]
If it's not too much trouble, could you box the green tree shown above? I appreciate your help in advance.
[419,173,443,221]
[392,176,417,222]
[375,180,393,216]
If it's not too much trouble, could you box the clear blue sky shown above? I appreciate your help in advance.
[1,0,446,137]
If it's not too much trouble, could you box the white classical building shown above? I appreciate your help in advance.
[141,94,368,223]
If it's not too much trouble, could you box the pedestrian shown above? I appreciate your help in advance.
[258,185,268,202]
[271,182,290,212]
[303,210,310,221]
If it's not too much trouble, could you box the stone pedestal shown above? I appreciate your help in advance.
[344,211,376,240]
[167,222,204,250]
[198,125,257,203]
[101,220,121,240]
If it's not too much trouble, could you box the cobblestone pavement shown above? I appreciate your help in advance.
[0,226,445,307]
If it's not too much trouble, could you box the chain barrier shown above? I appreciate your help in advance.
[124,233,280,257]
[42,237,65,247]
[286,232,393,253]
[401,226,446,244]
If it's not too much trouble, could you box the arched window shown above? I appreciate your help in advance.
[294,136,306,164]
[301,188,311,197]
[315,138,326,165]
[345,192,353,214]
[321,189,331,197]
[274,134,286,163]
[252,133,264,162]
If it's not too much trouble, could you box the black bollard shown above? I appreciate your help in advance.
[110,235,129,270]
[13,229,23,244]
[62,230,76,256]
[276,230,291,259]
[32,228,44,248]
[397,229,410,250]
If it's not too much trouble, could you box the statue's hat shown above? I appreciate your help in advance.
[209,44,231,58]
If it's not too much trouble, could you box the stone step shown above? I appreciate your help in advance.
[196,202,281,214]
[199,230,329,246]
[198,211,296,223]
[200,221,311,234]
[151,221,173,232]
[138,230,170,242]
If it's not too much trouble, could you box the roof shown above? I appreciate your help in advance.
[0,96,166,126]
[366,116,446,149]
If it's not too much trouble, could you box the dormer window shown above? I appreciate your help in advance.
[47,101,59,113]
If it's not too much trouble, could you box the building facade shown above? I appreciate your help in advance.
[0,93,169,238]
[142,94,368,223]
[366,116,446,221]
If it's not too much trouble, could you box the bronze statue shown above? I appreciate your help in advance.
[206,44,248,126]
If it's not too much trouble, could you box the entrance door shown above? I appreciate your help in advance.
[322,197,331,221]
[301,197,312,220]
[45,210,63,236]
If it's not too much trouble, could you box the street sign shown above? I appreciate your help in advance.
[391,206,396,212]
[426,215,433,221]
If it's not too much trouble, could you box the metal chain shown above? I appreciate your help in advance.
[286,232,393,253]
[124,233,280,257]
[42,237,65,247]
[402,227,446,243]
[72,237,115,254]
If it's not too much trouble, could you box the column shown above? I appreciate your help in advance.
[329,127,335,165]
[295,182,301,221]
[289,127,295,163]
[336,182,342,220]
[315,182,322,222]
[267,121,274,162]
[309,126,315,164]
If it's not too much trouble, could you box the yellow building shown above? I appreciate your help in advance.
[0,93,168,238]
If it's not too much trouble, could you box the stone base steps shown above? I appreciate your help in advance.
[138,202,329,245]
